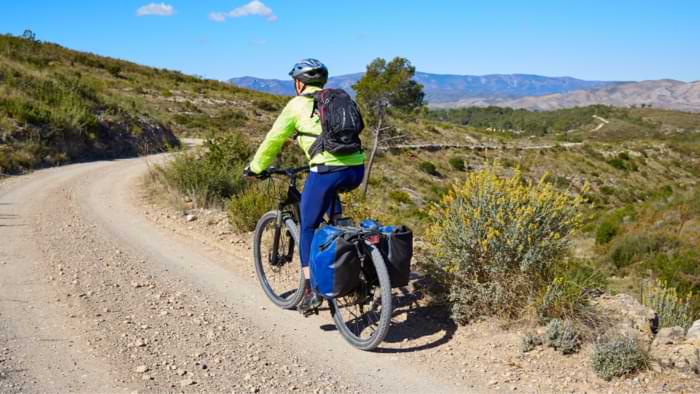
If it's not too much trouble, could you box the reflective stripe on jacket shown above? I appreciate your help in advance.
[249,85,366,174]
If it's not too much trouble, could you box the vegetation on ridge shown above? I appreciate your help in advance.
[0,33,285,174]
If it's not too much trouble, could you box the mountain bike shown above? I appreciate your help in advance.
[251,166,392,351]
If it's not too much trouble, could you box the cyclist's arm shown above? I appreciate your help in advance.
[249,100,298,174]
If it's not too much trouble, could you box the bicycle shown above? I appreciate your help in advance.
[250,166,393,351]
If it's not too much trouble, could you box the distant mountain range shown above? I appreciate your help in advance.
[452,79,700,112]
[229,73,700,112]
[229,72,620,103]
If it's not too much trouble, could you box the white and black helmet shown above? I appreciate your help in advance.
[289,58,328,86]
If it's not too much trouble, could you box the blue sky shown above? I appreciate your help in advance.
[2,1,699,82]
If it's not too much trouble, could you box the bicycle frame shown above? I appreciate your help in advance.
[267,167,307,267]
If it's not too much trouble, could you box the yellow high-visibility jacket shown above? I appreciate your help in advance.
[249,86,365,173]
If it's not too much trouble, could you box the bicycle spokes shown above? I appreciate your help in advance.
[335,286,383,339]
[257,217,302,303]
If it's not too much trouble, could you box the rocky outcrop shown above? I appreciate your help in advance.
[650,322,700,374]
[592,293,658,342]
[593,294,700,375]
[686,320,700,343]
[1,113,180,175]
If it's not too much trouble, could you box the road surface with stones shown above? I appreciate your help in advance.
[0,155,491,394]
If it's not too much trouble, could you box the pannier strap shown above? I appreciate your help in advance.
[318,229,362,251]
[318,233,340,251]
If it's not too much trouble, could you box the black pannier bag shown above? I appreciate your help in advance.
[380,226,413,288]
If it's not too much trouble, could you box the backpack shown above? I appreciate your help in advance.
[301,89,364,157]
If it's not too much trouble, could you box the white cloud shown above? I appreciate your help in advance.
[136,3,174,17]
[209,1,277,22]
[208,12,227,22]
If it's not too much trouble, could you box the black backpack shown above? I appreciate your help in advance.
[300,89,364,157]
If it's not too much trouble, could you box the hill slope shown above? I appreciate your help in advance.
[229,72,620,104]
[0,34,286,174]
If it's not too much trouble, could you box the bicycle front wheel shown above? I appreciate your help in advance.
[253,211,305,309]
[330,245,393,351]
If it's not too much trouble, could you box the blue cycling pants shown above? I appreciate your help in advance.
[299,165,365,267]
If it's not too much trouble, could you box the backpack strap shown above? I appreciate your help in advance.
[293,90,322,140]
[301,90,321,118]
[294,130,317,139]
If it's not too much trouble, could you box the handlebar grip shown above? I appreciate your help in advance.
[243,168,269,179]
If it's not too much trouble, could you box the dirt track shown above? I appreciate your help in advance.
[4,156,699,394]
[0,156,478,394]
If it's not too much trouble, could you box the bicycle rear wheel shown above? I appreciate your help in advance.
[330,245,392,351]
[253,211,305,309]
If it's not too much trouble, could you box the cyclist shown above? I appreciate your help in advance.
[245,59,365,315]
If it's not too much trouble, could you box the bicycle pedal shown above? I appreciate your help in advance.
[299,307,319,318]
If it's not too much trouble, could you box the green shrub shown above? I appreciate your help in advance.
[226,181,279,231]
[520,332,543,353]
[641,279,694,330]
[418,161,438,176]
[595,220,619,244]
[153,133,250,207]
[388,190,412,204]
[105,63,122,78]
[555,259,608,293]
[425,168,582,323]
[544,319,580,355]
[594,206,637,244]
[617,151,631,161]
[608,234,670,269]
[591,335,648,380]
[607,158,627,171]
[253,99,279,112]
[429,184,449,199]
[159,152,241,207]
[498,158,516,168]
[606,153,638,172]
[216,109,248,126]
[643,250,700,305]
[535,277,592,323]
[448,156,466,171]
[599,185,616,196]
[203,132,251,167]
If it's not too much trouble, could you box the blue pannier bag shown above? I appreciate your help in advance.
[310,225,361,298]
[361,220,413,288]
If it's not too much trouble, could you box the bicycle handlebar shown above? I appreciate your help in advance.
[247,166,310,180]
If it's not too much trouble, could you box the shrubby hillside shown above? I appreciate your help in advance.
[0,34,286,174]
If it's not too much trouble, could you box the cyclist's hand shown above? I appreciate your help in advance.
[243,166,255,178]
[243,166,269,179]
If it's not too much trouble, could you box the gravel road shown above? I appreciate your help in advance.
[0,156,480,394]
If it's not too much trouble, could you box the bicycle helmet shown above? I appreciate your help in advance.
[289,58,328,86]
